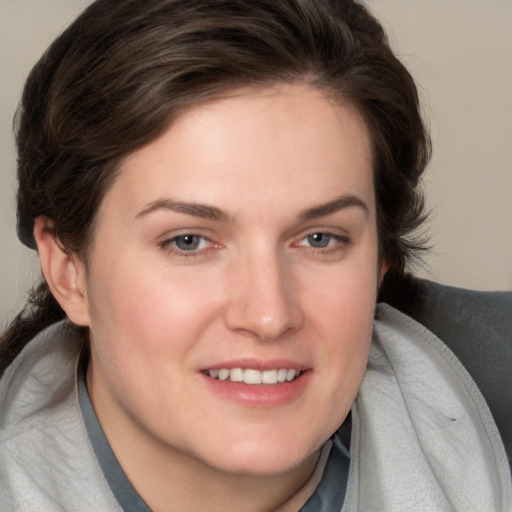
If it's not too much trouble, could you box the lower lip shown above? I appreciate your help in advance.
[200,371,311,407]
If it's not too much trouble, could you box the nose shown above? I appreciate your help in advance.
[224,251,304,340]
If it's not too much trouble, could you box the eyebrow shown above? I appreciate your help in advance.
[298,194,369,222]
[136,199,231,222]
[135,194,368,223]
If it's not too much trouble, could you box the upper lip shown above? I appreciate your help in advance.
[199,358,309,372]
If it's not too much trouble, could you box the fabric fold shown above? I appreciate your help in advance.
[342,304,511,511]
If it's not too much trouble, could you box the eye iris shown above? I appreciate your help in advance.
[307,233,330,248]
[175,235,201,250]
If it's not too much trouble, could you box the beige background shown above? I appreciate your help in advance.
[1,0,511,326]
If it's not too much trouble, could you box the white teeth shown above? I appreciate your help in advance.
[244,369,261,385]
[207,368,301,384]
[230,368,244,382]
[262,369,278,384]
[286,369,296,382]
[218,369,230,381]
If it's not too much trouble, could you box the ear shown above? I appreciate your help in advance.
[378,259,392,287]
[34,216,91,326]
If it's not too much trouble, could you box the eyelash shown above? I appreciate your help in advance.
[293,232,351,255]
[159,231,350,258]
[159,234,216,258]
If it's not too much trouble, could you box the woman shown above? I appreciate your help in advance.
[1,0,510,510]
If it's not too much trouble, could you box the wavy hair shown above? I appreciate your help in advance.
[1,0,430,374]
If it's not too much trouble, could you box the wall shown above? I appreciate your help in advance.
[1,0,511,326]
[366,0,512,290]
[0,0,91,326]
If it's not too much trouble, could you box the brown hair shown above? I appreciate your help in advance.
[1,0,430,374]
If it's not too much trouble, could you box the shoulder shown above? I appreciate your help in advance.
[409,280,512,384]
[389,277,512,462]
[412,279,512,335]
[0,323,120,511]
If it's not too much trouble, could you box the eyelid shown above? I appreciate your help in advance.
[290,229,352,256]
[296,232,349,245]
[158,231,222,257]
[293,225,350,242]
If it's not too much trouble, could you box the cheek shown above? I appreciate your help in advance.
[307,253,378,332]
[303,255,377,401]
[84,259,208,411]
[87,256,214,347]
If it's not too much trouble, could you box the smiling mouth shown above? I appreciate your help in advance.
[205,368,301,385]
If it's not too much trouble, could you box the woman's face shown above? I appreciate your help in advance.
[83,84,385,477]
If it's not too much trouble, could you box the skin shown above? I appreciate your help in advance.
[36,84,387,511]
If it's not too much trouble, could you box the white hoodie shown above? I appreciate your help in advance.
[0,306,510,511]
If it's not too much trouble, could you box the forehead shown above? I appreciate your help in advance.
[101,84,374,221]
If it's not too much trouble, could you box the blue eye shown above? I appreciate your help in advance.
[294,231,350,255]
[306,233,332,248]
[160,234,213,256]
[173,235,203,251]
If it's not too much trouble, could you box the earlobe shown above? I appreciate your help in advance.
[34,216,91,326]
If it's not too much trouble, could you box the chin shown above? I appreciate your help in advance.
[195,430,325,477]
